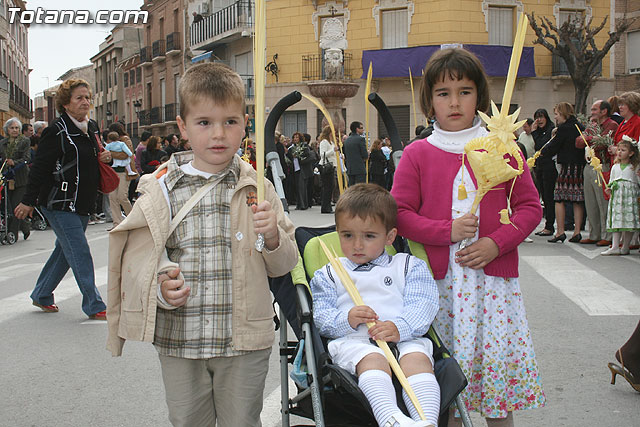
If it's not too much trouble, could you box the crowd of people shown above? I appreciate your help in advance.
[270,121,396,214]
[2,54,639,427]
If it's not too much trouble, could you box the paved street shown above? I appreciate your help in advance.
[1,206,639,427]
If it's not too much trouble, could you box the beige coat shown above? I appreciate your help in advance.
[107,158,298,356]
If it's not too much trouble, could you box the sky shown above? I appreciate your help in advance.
[27,0,144,97]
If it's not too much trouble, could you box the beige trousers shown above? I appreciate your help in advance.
[108,171,132,226]
[583,165,610,241]
[158,348,271,427]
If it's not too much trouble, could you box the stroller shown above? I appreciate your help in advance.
[28,206,48,231]
[0,160,18,245]
[270,225,474,427]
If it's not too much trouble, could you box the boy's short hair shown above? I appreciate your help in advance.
[107,131,120,142]
[335,183,397,232]
[179,62,245,119]
[420,48,490,118]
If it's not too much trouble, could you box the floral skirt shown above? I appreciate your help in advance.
[554,163,584,202]
[606,180,640,232]
[434,246,546,418]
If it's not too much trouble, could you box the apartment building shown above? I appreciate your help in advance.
[187,0,255,124]
[0,0,31,127]
[137,0,188,138]
[264,0,616,142]
[614,0,640,93]
[91,25,143,131]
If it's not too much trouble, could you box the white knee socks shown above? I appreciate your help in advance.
[402,373,440,426]
[359,369,412,427]
[611,232,621,250]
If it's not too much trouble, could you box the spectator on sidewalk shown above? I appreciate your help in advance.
[14,78,108,320]
[575,100,618,246]
[343,121,368,186]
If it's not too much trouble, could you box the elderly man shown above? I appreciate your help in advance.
[33,121,47,137]
[576,100,618,246]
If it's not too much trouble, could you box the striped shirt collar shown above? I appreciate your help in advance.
[344,250,392,271]
[164,151,240,191]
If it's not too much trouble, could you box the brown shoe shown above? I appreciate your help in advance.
[596,240,612,247]
[579,239,598,244]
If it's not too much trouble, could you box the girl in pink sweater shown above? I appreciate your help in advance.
[391,49,545,426]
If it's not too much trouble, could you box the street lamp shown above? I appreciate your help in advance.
[133,100,142,137]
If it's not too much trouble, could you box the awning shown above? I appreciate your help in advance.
[361,44,535,79]
[192,51,213,63]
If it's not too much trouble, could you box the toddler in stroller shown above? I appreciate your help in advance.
[311,184,439,427]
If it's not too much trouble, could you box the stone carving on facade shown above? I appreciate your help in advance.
[320,17,348,81]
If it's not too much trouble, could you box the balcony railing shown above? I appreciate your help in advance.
[302,51,353,81]
[152,40,166,59]
[166,32,180,53]
[139,105,180,126]
[139,109,152,126]
[164,103,179,122]
[140,46,152,63]
[190,1,253,47]
[8,80,31,112]
[239,75,254,99]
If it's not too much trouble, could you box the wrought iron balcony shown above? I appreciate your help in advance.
[190,1,253,50]
[164,103,179,122]
[302,52,353,81]
[166,32,180,55]
[140,47,152,64]
[152,40,166,59]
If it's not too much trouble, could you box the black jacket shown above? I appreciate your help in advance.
[22,113,100,215]
[541,116,586,166]
[343,132,368,175]
[141,149,168,174]
[368,148,386,175]
[532,122,555,167]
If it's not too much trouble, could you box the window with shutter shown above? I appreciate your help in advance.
[382,8,408,49]
[628,31,640,74]
[378,105,410,146]
[488,6,513,46]
[283,111,308,137]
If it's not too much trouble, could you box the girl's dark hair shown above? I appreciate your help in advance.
[420,48,490,119]
[533,108,552,127]
[147,136,160,151]
[617,139,640,168]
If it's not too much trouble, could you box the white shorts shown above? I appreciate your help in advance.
[328,335,434,376]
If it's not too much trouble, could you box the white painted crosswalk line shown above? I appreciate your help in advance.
[523,256,640,316]
[564,241,640,265]
[0,265,108,323]
[0,263,48,281]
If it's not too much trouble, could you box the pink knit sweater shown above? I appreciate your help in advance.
[391,138,542,280]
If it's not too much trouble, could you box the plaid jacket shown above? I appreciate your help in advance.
[107,154,298,357]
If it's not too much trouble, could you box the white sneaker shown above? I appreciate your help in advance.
[621,248,630,255]
[601,247,621,256]
[524,237,533,243]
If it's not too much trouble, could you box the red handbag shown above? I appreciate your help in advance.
[94,134,120,194]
